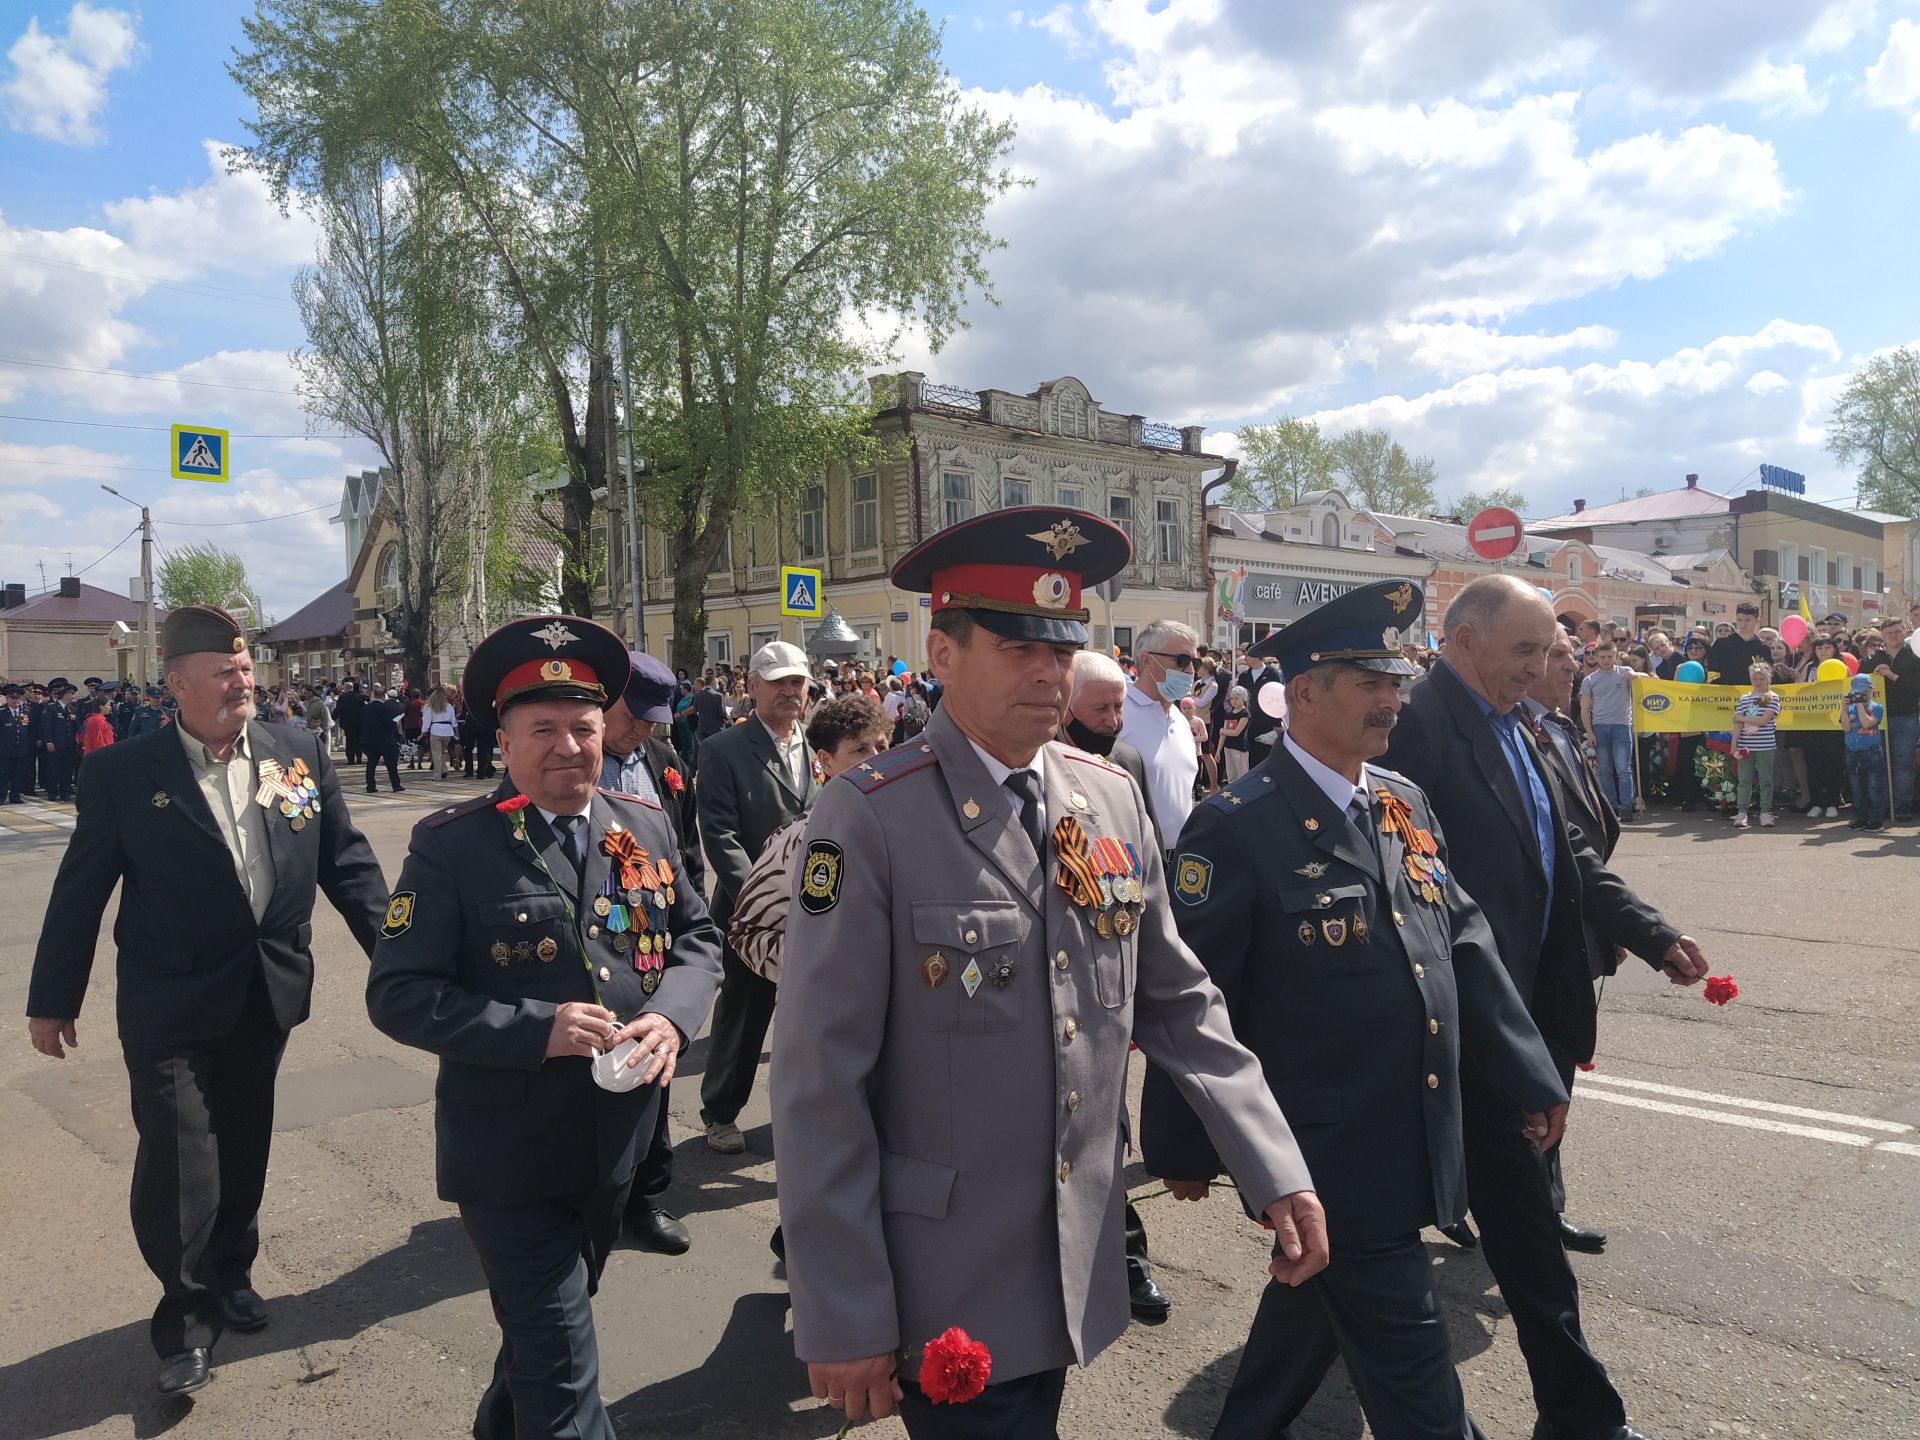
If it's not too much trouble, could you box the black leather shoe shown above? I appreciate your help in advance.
[1128,1271,1172,1324]
[1439,1220,1479,1250]
[1558,1217,1607,1253]
[625,1206,691,1255]
[769,1224,786,1261]
[1532,1418,1652,1440]
[157,1348,211,1395]
[218,1287,269,1332]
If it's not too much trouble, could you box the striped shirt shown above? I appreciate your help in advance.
[1732,692,1780,752]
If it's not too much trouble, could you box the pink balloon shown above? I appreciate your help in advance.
[1841,651,1859,675]
[1779,614,1807,648]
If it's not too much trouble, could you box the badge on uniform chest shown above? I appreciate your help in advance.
[1375,789,1447,906]
[599,827,673,992]
[1052,816,1143,935]
[256,757,320,831]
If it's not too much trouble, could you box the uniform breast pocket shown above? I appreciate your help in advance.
[1278,883,1375,966]
[1094,930,1135,1010]
[476,893,571,967]
[907,902,1030,1033]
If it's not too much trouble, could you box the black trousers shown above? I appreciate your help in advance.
[364,744,402,792]
[623,1081,675,1218]
[0,748,28,799]
[1462,1078,1626,1438]
[898,1366,1068,1440]
[1212,1235,1483,1440]
[1124,1198,1154,1282]
[465,729,495,777]
[461,1179,629,1440]
[122,970,288,1357]
[46,744,77,799]
[698,941,777,1128]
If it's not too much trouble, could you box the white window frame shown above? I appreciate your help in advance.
[1005,477,1032,508]
[941,471,972,530]
[1057,483,1085,511]
[1158,499,1182,564]
[706,630,732,667]
[851,472,879,552]
[1108,493,1134,542]
[799,484,826,561]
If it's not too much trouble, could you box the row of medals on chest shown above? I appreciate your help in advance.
[488,879,676,977]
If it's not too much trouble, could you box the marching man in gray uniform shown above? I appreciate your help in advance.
[772,508,1327,1438]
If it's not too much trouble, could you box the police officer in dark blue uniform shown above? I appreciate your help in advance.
[1142,579,1569,1440]
[0,683,32,803]
[366,615,724,1440]
[32,678,81,800]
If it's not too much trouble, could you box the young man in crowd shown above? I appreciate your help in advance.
[1579,639,1639,819]
[1867,616,1917,822]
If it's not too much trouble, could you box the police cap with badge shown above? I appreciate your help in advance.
[462,615,631,730]
[1249,579,1425,681]
[890,504,1133,645]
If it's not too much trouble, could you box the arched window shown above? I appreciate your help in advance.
[378,543,400,589]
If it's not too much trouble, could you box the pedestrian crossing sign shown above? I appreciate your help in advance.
[780,565,824,618]
[171,424,229,482]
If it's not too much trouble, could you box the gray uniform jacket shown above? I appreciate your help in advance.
[366,784,723,1205]
[696,718,819,927]
[772,706,1313,1383]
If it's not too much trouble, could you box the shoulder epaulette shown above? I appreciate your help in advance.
[1058,744,1126,775]
[597,786,663,811]
[1204,771,1276,813]
[422,793,502,829]
[849,739,940,793]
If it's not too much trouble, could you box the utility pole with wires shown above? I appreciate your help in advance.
[101,485,156,687]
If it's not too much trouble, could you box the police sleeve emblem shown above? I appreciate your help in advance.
[381,891,415,939]
[798,840,844,915]
[1173,853,1212,906]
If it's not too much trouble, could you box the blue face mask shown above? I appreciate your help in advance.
[1158,666,1195,704]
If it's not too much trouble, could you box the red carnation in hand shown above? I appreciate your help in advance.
[495,794,532,813]
[918,1327,991,1405]
[1576,1061,1597,1072]
[1703,974,1739,1006]
[662,766,685,796]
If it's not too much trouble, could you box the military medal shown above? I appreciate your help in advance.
[1113,907,1137,937]
[537,936,558,962]
[923,953,949,987]
[512,941,534,962]
[491,941,511,965]
[594,895,611,918]
[989,958,1016,989]
[1321,918,1347,946]
[961,958,984,997]
[613,932,632,953]
[1352,914,1368,941]
[1298,921,1316,946]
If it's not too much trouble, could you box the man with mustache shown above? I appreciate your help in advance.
[26,604,388,1395]
[1143,578,1567,1440]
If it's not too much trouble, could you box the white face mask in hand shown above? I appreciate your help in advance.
[592,1037,658,1093]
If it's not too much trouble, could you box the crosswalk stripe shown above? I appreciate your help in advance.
[1578,1071,1912,1134]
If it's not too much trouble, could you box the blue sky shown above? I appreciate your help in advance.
[4,0,1920,617]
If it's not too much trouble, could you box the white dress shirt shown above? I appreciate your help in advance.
[759,717,808,792]
[177,721,274,921]
[968,738,1048,837]
[1282,732,1371,814]
[1118,682,1199,842]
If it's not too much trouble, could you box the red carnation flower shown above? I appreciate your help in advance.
[1576,1061,1597,1072]
[918,1327,991,1405]
[1703,974,1739,1006]
[662,766,685,796]
[495,794,532,813]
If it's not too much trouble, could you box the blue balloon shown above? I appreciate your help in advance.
[890,659,907,675]
[1676,660,1706,683]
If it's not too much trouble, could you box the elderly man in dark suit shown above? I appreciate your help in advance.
[1384,573,1709,1440]
[26,604,388,1395]
[695,640,820,1152]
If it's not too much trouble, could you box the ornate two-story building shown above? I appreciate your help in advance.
[637,373,1222,668]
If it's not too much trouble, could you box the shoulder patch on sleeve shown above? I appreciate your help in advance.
[849,741,939,793]
[597,786,663,810]
[1205,773,1270,813]
[380,891,415,938]
[1172,853,1213,905]
[421,793,499,829]
[1059,745,1125,775]
[797,839,844,914]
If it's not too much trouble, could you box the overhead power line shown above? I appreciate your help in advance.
[0,247,300,310]
[0,411,351,439]
[0,455,339,482]
[0,354,303,396]
[156,504,336,527]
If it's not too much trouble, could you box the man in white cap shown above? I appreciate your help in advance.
[695,639,820,1151]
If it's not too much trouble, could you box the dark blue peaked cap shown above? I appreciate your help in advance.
[1250,579,1425,681]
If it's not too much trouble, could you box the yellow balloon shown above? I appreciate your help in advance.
[1816,658,1849,683]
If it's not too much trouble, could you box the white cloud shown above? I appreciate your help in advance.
[105,140,319,277]
[1355,323,1619,377]
[1,2,139,145]
[1865,18,1920,128]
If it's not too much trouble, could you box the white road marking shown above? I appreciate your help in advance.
[1579,1071,1914,1134]
[1575,1087,1920,1160]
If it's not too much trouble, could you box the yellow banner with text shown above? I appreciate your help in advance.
[1629,675,1886,733]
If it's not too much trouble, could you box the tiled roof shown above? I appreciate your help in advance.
[258,582,354,644]
[1530,486,1732,530]
[2,581,166,625]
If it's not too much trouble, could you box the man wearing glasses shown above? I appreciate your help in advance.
[1119,620,1202,846]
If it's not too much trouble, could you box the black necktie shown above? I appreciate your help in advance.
[552,813,586,894]
[1347,793,1380,872]
[1004,771,1045,857]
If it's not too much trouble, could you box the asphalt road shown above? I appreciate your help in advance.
[0,776,1915,1439]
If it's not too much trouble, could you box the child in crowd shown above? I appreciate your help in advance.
[1731,662,1781,828]
[1843,673,1888,832]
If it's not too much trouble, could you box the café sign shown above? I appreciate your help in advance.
[1240,571,1423,625]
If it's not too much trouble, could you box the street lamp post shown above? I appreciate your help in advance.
[100,485,155,687]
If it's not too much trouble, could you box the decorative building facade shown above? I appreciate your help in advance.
[638,374,1220,668]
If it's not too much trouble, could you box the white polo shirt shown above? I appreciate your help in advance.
[1118,681,1198,844]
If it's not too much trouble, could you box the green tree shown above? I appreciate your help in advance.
[1449,485,1528,521]
[158,543,252,612]
[1826,345,1920,516]
[1227,417,1338,509]
[1331,426,1439,514]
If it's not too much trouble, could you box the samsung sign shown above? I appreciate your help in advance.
[1242,573,1423,624]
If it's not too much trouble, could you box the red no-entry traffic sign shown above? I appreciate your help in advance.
[1467,506,1524,561]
